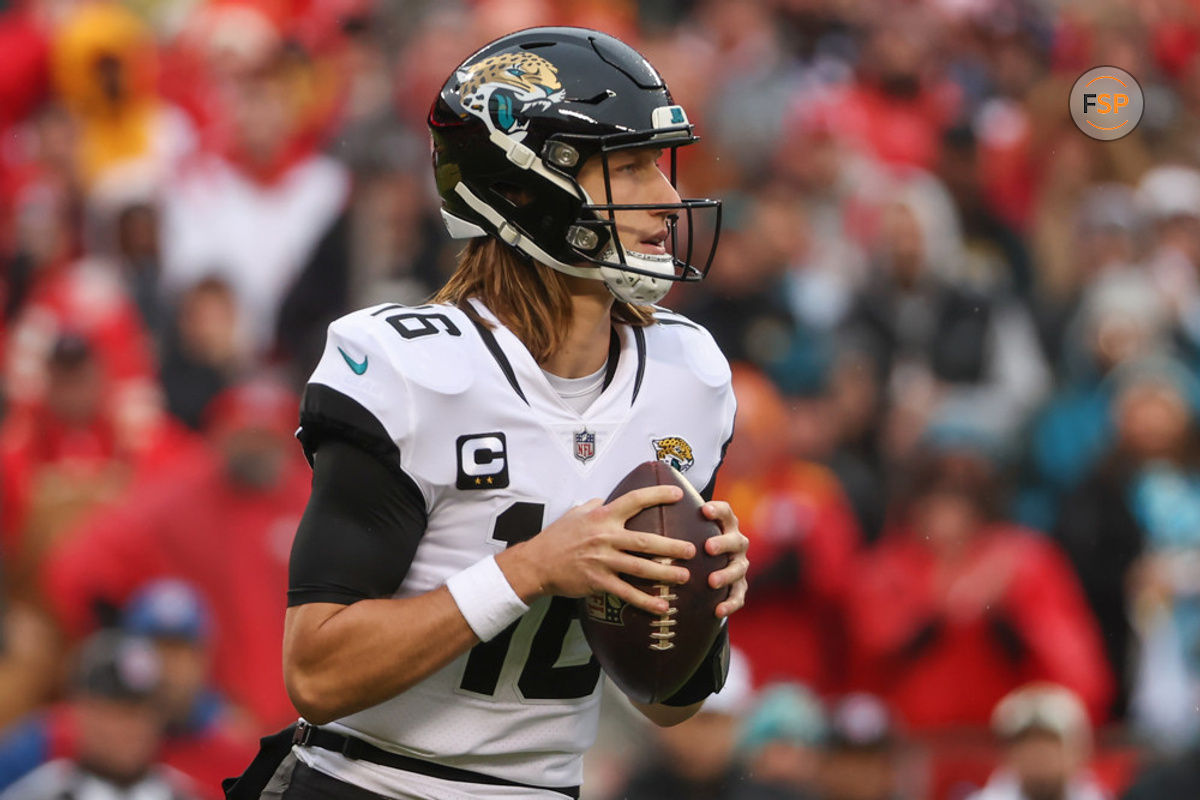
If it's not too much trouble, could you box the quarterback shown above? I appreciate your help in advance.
[228,26,749,800]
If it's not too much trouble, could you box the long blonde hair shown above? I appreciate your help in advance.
[431,238,654,364]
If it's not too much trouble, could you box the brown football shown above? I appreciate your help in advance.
[578,460,729,704]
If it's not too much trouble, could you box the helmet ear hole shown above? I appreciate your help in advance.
[493,182,535,208]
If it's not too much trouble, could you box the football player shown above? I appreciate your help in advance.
[226,26,749,800]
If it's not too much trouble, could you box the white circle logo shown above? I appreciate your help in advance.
[1069,66,1144,141]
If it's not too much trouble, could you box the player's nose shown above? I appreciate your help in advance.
[649,166,681,211]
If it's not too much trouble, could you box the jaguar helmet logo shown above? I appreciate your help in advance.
[652,437,695,473]
[456,52,564,142]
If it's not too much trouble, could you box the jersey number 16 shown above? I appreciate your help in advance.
[458,502,602,701]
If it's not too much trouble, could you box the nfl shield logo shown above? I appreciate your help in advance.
[574,429,596,463]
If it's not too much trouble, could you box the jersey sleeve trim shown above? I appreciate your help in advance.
[651,306,701,330]
[651,316,700,331]
[462,303,529,405]
[700,426,734,502]
[600,328,621,392]
[298,383,403,473]
[631,326,647,405]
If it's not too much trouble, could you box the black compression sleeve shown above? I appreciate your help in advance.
[287,438,428,606]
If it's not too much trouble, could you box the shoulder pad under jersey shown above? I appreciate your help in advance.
[299,303,476,465]
[648,308,732,388]
[332,303,477,395]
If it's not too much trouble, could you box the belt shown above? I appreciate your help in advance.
[292,721,581,799]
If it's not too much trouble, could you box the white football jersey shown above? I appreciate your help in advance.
[293,298,735,797]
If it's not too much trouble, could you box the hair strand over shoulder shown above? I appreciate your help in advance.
[431,238,654,364]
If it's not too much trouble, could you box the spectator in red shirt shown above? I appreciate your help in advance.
[0,334,196,599]
[41,379,310,730]
[4,248,159,418]
[844,445,1112,729]
[809,21,959,172]
[720,364,861,692]
[0,7,48,137]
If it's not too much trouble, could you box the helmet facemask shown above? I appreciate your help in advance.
[564,133,721,304]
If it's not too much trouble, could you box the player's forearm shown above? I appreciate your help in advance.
[283,589,478,724]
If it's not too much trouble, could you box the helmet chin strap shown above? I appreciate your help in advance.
[597,243,673,304]
[452,182,673,304]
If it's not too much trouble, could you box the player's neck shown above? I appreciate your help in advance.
[540,288,613,378]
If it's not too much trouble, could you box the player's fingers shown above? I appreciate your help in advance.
[716,577,748,618]
[610,552,690,585]
[605,485,683,519]
[709,553,749,589]
[705,530,750,557]
[616,530,695,561]
[701,500,738,532]
[599,576,672,616]
[574,498,605,516]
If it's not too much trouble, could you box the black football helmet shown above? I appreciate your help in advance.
[429,26,721,304]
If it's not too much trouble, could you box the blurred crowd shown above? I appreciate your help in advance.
[2,0,1200,798]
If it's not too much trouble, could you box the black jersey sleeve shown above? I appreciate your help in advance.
[699,427,734,502]
[297,383,404,474]
[287,437,428,607]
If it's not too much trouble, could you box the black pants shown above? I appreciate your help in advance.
[270,758,392,800]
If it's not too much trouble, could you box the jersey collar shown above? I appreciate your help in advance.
[465,298,647,420]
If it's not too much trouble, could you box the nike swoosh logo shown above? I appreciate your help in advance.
[338,347,368,375]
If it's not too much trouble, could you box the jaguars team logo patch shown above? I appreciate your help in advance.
[455,52,565,142]
[652,436,695,472]
[585,593,626,626]
[574,429,596,463]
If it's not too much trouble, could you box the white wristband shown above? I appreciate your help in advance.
[445,555,529,642]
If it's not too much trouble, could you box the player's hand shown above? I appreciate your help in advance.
[501,485,695,615]
[702,500,749,619]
